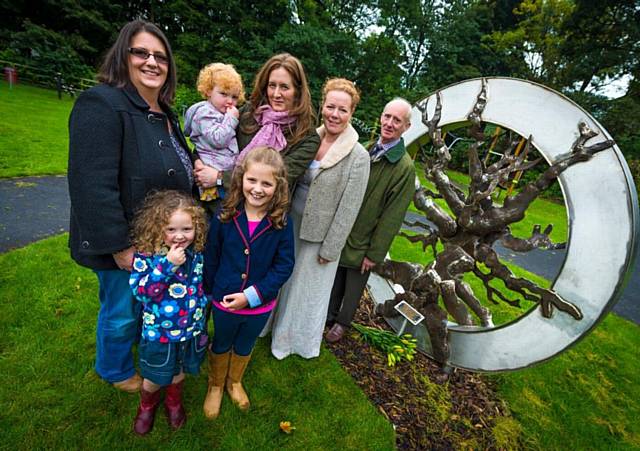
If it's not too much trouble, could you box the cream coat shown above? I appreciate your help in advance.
[297,123,370,261]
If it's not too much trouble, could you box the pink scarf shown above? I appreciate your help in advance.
[237,105,296,162]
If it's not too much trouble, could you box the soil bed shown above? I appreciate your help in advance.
[326,294,511,450]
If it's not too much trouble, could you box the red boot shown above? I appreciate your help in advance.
[164,380,186,430]
[133,387,162,435]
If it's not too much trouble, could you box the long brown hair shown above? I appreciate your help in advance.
[219,147,289,229]
[98,20,177,105]
[131,190,208,254]
[240,53,315,146]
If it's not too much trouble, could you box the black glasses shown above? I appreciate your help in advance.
[128,47,169,65]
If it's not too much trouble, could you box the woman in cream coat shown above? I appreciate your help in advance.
[269,78,370,359]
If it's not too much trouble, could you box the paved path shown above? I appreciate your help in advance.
[1,175,637,324]
[0,176,69,252]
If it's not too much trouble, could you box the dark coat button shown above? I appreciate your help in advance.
[81,240,90,249]
[244,248,249,255]
[147,113,155,122]
[241,273,247,279]
[168,168,176,176]
[158,140,165,147]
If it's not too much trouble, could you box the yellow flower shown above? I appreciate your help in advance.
[279,421,296,434]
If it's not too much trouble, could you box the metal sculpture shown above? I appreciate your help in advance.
[372,78,638,371]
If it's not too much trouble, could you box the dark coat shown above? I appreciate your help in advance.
[203,210,295,306]
[339,138,415,268]
[68,84,196,270]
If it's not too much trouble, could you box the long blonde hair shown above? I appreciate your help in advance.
[219,147,289,229]
[131,190,208,253]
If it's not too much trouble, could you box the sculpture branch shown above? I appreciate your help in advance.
[499,225,566,252]
[475,244,582,319]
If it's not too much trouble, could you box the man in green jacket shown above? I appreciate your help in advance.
[326,98,416,343]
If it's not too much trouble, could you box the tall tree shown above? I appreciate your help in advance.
[487,0,575,88]
[487,0,640,95]
[560,0,640,93]
[377,0,439,91]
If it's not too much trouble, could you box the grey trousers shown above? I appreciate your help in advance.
[327,265,371,327]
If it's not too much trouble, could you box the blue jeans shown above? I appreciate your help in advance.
[211,308,270,356]
[94,270,142,383]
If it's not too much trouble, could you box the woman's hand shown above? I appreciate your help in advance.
[317,255,330,265]
[194,159,219,188]
[221,292,248,310]
[113,246,134,271]
[167,243,186,267]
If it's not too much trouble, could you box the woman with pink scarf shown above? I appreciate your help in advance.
[194,53,319,193]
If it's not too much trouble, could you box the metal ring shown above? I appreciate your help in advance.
[394,77,639,371]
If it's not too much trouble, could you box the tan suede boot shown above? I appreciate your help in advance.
[113,373,142,393]
[203,351,231,419]
[226,352,252,410]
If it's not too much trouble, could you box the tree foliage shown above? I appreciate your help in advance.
[1,0,638,177]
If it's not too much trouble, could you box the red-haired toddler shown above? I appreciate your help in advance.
[185,62,245,203]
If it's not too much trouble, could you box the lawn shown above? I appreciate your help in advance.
[0,80,75,177]
[494,313,640,450]
[0,235,395,450]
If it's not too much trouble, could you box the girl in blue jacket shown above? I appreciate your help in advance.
[128,190,209,435]
[203,146,295,419]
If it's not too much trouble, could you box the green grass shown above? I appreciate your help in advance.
[0,235,394,450]
[493,314,640,450]
[0,80,75,177]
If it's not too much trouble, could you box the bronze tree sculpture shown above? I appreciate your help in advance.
[374,79,616,367]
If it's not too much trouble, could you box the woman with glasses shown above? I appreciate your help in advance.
[68,20,197,394]
[193,53,320,194]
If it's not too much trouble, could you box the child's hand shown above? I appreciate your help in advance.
[167,243,186,266]
[221,292,248,310]
[227,105,239,119]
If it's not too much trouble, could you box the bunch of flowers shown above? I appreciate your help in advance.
[353,323,418,367]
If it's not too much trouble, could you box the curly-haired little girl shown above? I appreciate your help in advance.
[185,62,245,205]
[128,190,209,435]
